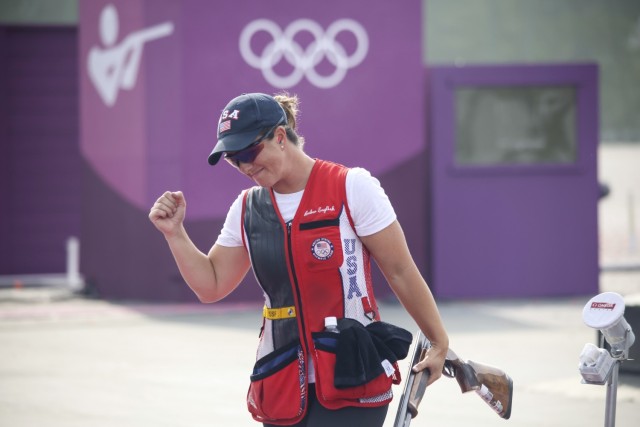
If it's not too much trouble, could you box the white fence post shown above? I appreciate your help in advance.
[0,236,85,291]
[66,236,83,291]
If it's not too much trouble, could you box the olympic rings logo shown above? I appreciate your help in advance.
[239,18,369,89]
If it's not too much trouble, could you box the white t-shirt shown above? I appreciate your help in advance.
[215,167,397,246]
[215,167,396,383]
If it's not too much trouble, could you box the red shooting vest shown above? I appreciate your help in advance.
[241,160,399,425]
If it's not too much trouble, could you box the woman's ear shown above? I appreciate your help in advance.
[275,126,286,144]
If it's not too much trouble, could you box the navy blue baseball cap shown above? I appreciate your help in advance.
[208,93,288,165]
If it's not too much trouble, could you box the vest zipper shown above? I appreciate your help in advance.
[286,221,311,380]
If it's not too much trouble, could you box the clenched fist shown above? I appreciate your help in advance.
[149,191,186,237]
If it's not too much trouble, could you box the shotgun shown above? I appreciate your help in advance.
[393,331,431,427]
[443,348,513,420]
[393,332,513,426]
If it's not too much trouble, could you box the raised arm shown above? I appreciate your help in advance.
[360,220,449,385]
[149,191,251,302]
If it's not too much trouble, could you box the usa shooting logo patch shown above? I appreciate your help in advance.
[311,238,334,260]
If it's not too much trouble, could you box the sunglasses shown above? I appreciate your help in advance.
[224,140,266,168]
[224,122,283,167]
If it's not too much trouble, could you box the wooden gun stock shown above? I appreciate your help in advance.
[443,349,513,420]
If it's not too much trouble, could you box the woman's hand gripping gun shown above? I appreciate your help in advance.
[394,332,513,426]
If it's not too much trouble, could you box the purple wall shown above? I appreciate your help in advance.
[0,28,7,267]
[428,64,600,299]
[78,0,425,301]
[2,5,600,302]
[0,27,82,275]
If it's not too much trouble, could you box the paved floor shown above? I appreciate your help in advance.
[0,144,639,427]
[0,289,639,427]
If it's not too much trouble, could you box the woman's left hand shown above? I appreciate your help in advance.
[412,342,447,386]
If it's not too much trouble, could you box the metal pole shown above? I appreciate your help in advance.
[604,360,619,427]
[629,192,637,253]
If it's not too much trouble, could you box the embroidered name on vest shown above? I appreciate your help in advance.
[304,205,336,217]
[344,238,363,299]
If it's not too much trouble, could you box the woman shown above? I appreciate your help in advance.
[149,92,449,427]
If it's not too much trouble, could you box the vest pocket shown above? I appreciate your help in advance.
[298,219,344,271]
[312,332,393,401]
[247,341,306,423]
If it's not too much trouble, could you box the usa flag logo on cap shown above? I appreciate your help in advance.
[219,120,231,133]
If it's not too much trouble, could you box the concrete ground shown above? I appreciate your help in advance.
[1,143,639,427]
